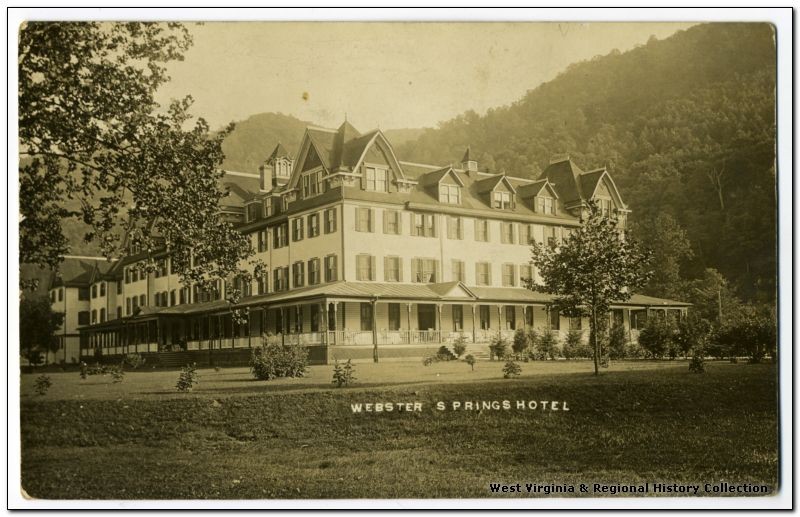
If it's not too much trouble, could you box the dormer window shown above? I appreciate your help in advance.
[246,202,262,222]
[535,195,556,215]
[597,198,613,217]
[365,166,388,192]
[439,184,461,204]
[493,191,512,210]
[302,170,323,198]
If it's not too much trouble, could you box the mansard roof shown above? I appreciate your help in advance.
[50,257,111,288]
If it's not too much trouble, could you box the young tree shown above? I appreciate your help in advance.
[19,22,252,295]
[531,203,652,375]
[20,297,64,365]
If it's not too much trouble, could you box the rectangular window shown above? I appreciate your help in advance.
[78,287,90,300]
[116,281,122,295]
[383,209,401,235]
[292,218,304,242]
[325,255,338,282]
[536,195,555,214]
[91,285,97,299]
[475,219,489,242]
[100,282,106,296]
[519,224,534,245]
[117,306,122,319]
[439,184,461,204]
[302,171,322,198]
[364,166,388,192]
[501,222,516,244]
[452,305,463,331]
[549,310,561,330]
[308,258,321,285]
[324,208,337,233]
[502,264,517,287]
[410,258,438,283]
[525,307,534,327]
[384,256,401,282]
[132,267,139,282]
[126,298,131,316]
[247,202,261,222]
[356,207,374,232]
[447,216,463,240]
[356,254,375,281]
[308,213,320,237]
[78,311,90,326]
[520,264,534,287]
[58,288,63,301]
[631,309,648,330]
[360,302,374,331]
[91,310,97,324]
[272,223,288,249]
[310,304,320,332]
[505,306,516,330]
[569,316,582,331]
[493,191,512,209]
[257,230,267,253]
[170,290,176,306]
[256,272,268,295]
[388,303,401,331]
[545,226,558,247]
[139,294,146,307]
[100,308,106,323]
[412,213,436,237]
[476,262,491,286]
[50,290,55,303]
[292,261,305,288]
[451,260,465,282]
[479,305,491,330]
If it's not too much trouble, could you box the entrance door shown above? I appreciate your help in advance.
[417,304,436,330]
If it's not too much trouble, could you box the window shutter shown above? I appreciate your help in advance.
[360,167,366,190]
[512,223,518,244]
[383,211,389,234]
[369,209,375,232]
[332,255,338,281]
[458,218,464,240]
[398,257,403,282]
[487,265,493,286]
[384,256,390,281]
[370,256,376,281]
[412,258,419,283]
[434,260,440,283]
[397,212,403,235]
[475,263,480,285]
[513,265,518,286]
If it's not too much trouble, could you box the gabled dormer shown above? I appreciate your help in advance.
[418,167,465,205]
[475,173,517,210]
[518,179,559,215]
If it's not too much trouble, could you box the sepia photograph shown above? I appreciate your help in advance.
[10,7,790,510]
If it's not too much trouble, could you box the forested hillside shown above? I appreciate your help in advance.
[394,23,776,302]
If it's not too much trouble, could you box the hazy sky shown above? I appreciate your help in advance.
[155,22,697,131]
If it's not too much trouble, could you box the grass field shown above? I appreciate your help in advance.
[20,360,778,499]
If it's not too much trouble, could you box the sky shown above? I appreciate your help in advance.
[155,22,697,132]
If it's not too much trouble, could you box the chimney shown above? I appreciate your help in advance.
[461,146,478,173]
[259,163,273,192]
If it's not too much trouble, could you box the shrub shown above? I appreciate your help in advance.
[489,333,510,361]
[436,345,456,361]
[79,361,88,380]
[464,354,476,371]
[176,363,199,392]
[638,316,676,359]
[250,341,308,380]
[512,328,531,358]
[332,359,356,387]
[110,364,125,383]
[422,355,436,366]
[34,375,52,396]
[452,334,468,358]
[608,322,628,360]
[688,351,706,374]
[502,360,522,379]
[534,329,559,360]
[562,330,591,360]
[124,353,146,370]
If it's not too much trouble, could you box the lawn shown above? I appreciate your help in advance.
[19,360,779,499]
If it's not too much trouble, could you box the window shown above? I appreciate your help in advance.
[257,230,267,253]
[91,310,97,324]
[525,307,534,327]
[501,222,516,244]
[308,213,320,237]
[247,202,262,222]
[493,191,512,209]
[360,302,374,331]
[139,294,146,307]
[57,288,63,301]
[356,255,376,281]
[50,290,55,303]
[132,268,139,282]
[383,209,401,234]
[292,218,304,242]
[294,306,304,333]
[117,306,122,319]
[476,262,491,286]
[549,310,561,330]
[447,216,463,240]
[125,268,131,284]
[502,264,517,287]
[116,281,121,295]
[78,287,90,300]
[505,306,516,330]
[569,316,582,331]
[520,224,535,245]
[100,282,106,296]
[100,308,106,323]
[292,261,305,288]
[180,288,188,304]
[545,226,559,247]
[452,305,463,331]
[364,166,388,192]
[126,298,131,316]
[325,255,338,282]
[356,207,374,232]
[520,264,534,287]
[91,285,97,299]
[384,256,401,282]
[170,290,177,306]
[439,184,461,204]
[388,303,401,331]
[257,272,268,295]
[479,305,491,330]
[263,198,272,216]
[631,310,648,330]
[273,267,289,292]
[412,213,436,237]
[308,258,321,285]
[411,258,438,283]
[302,171,323,198]
[273,223,288,248]
[597,198,613,217]
[536,195,555,215]
[324,208,337,233]
[78,311,90,326]
[310,305,320,332]
[475,219,489,242]
[451,260,465,282]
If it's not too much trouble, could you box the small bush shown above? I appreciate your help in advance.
[502,361,522,379]
[436,346,456,361]
[34,375,52,396]
[489,334,510,361]
[110,364,125,383]
[176,363,199,392]
[79,361,88,380]
[250,341,308,380]
[422,355,436,366]
[689,352,706,374]
[638,316,676,359]
[512,328,530,358]
[452,334,468,358]
[534,329,559,360]
[562,330,591,360]
[464,354,476,371]
[332,359,356,387]
[124,353,146,370]
[608,322,628,360]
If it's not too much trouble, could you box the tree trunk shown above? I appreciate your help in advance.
[591,309,599,376]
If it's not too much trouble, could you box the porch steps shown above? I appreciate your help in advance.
[448,344,491,361]
[157,351,196,368]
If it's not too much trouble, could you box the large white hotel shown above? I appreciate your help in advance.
[47,121,688,364]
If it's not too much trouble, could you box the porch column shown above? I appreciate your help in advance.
[546,305,551,331]
[372,299,378,363]
[332,302,339,345]
[471,304,477,343]
[406,303,413,344]
[497,305,503,331]
[247,310,252,348]
[321,301,328,345]
[436,303,442,338]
